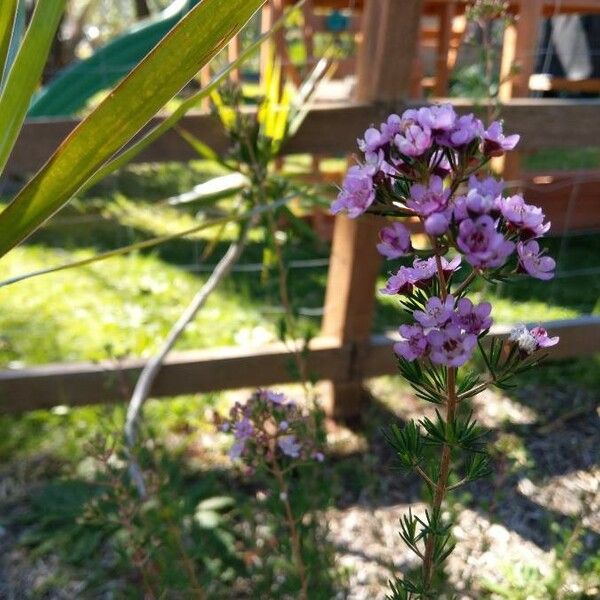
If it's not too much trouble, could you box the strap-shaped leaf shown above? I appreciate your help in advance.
[0,0,17,84]
[0,0,65,175]
[0,0,266,259]
[82,0,307,193]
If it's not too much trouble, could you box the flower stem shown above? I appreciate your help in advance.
[271,459,308,600]
[421,366,457,590]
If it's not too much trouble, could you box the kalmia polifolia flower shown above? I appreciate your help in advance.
[377,222,413,259]
[331,164,375,218]
[407,176,451,217]
[453,298,492,335]
[428,325,478,367]
[414,295,455,328]
[278,435,302,458]
[457,215,515,269]
[500,195,550,238]
[394,324,429,361]
[483,121,520,156]
[517,240,556,280]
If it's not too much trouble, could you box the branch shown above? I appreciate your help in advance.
[124,219,252,497]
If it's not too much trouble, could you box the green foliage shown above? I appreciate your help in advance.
[0,0,266,259]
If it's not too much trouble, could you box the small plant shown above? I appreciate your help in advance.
[217,388,325,600]
[332,103,558,598]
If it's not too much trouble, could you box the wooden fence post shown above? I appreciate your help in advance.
[497,0,543,182]
[320,0,423,419]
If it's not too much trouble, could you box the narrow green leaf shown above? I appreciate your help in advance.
[0,0,17,83]
[0,195,294,289]
[0,0,65,176]
[77,0,307,194]
[0,0,266,259]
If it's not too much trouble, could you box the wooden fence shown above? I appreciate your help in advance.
[2,0,600,416]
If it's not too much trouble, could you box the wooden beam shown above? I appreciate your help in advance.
[1,317,598,414]
[499,0,543,100]
[7,100,600,175]
[0,337,351,414]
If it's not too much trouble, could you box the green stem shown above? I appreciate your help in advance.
[271,459,308,600]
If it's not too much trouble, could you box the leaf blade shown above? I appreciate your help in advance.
[0,0,266,259]
[0,0,65,175]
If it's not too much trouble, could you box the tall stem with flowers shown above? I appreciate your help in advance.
[332,104,559,598]
[218,389,325,599]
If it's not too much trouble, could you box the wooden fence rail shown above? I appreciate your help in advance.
[7,99,600,175]
[1,317,598,414]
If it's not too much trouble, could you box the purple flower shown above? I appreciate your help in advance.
[453,298,492,335]
[483,121,520,156]
[469,175,504,199]
[441,114,483,149]
[377,222,412,259]
[278,435,302,458]
[509,324,559,354]
[429,149,453,178]
[517,240,555,280]
[331,165,375,218]
[381,266,415,295]
[409,257,438,286]
[531,326,559,349]
[425,211,451,236]
[416,104,457,132]
[394,324,429,361]
[264,390,287,405]
[407,176,450,217]
[440,255,462,277]
[395,123,432,157]
[380,113,403,143]
[500,195,549,238]
[414,295,455,328]
[427,325,477,367]
[408,255,461,287]
[235,418,254,440]
[358,127,385,155]
[312,452,325,463]
[229,439,246,460]
[457,215,515,269]
[454,188,498,223]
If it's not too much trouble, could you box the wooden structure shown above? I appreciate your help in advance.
[3,1,600,416]
[1,317,597,414]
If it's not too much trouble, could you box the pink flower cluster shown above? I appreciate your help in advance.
[217,389,323,465]
[394,296,492,367]
[381,255,461,296]
[332,103,559,370]
[332,104,519,220]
